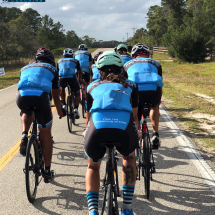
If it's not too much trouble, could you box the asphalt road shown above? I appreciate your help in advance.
[0,49,215,215]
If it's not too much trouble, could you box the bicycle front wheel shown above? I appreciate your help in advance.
[67,96,73,133]
[142,135,150,199]
[25,135,39,203]
[106,184,113,215]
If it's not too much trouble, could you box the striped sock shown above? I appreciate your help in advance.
[86,191,99,214]
[122,185,135,210]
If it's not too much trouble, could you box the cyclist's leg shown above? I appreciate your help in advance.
[70,75,80,108]
[16,92,33,155]
[83,72,90,88]
[120,115,139,214]
[59,78,67,104]
[36,92,55,181]
[84,120,106,215]
[150,104,159,133]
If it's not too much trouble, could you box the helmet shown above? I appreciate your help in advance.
[117,44,128,51]
[36,48,54,64]
[113,47,117,53]
[94,51,103,62]
[63,48,74,56]
[127,45,132,53]
[96,51,123,72]
[78,44,88,50]
[131,43,150,57]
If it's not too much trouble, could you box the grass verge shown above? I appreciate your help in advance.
[0,48,98,90]
[154,53,215,157]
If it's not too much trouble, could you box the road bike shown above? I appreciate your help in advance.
[80,74,87,118]
[101,142,120,215]
[66,82,76,133]
[136,103,156,199]
[23,107,46,203]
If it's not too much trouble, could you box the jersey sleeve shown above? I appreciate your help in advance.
[131,83,138,108]
[86,92,93,111]
[76,60,81,70]
[158,65,162,77]
[52,71,59,89]
[89,53,93,62]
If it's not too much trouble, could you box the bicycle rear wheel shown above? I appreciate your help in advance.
[106,184,113,215]
[67,96,73,133]
[25,135,39,203]
[142,135,150,199]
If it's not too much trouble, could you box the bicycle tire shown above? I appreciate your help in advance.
[81,87,86,118]
[25,135,39,203]
[67,96,72,133]
[106,184,113,215]
[72,94,76,125]
[142,135,150,199]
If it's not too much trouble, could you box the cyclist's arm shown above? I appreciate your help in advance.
[76,61,82,82]
[89,54,93,68]
[86,91,93,127]
[131,82,139,128]
[51,72,63,116]
[158,65,163,96]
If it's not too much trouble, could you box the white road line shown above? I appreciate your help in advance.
[0,84,17,92]
[160,105,215,194]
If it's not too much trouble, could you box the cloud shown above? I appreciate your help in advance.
[59,4,74,11]
[5,0,161,41]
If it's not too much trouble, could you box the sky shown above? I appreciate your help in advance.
[1,0,161,42]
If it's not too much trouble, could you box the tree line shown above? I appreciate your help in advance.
[0,6,120,58]
[127,0,215,63]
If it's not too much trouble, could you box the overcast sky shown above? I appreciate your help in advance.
[2,0,161,41]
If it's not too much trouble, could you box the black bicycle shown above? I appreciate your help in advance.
[136,103,155,199]
[23,107,45,203]
[101,142,120,215]
[80,74,87,118]
[66,82,76,133]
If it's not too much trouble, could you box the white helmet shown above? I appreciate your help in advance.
[78,44,88,50]
[131,43,150,56]
[63,48,74,56]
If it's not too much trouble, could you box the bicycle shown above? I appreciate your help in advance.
[80,73,87,118]
[101,142,121,215]
[136,103,156,199]
[66,82,76,133]
[23,107,46,203]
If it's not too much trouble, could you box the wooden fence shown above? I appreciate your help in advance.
[0,54,35,66]
[153,47,168,54]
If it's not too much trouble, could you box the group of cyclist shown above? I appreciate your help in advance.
[16,42,163,215]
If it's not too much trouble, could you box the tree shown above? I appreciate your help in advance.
[64,30,82,48]
[21,8,42,34]
[0,7,22,23]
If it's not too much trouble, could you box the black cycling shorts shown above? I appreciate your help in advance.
[82,72,90,84]
[59,76,80,94]
[138,87,161,121]
[84,114,139,162]
[16,91,52,128]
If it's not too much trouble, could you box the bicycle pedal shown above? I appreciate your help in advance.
[151,167,156,173]
[23,168,26,174]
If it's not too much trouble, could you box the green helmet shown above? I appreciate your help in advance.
[96,51,124,70]
[117,44,128,51]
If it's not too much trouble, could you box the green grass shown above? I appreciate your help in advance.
[160,60,215,154]
[0,48,98,90]
[152,52,172,61]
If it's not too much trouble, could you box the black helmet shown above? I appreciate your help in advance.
[94,51,103,62]
[78,44,88,50]
[36,48,54,64]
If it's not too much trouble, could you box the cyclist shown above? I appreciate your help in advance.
[16,48,66,182]
[117,44,133,64]
[124,43,163,149]
[90,51,103,82]
[74,44,93,87]
[83,51,139,215]
[57,48,82,119]
[127,45,132,56]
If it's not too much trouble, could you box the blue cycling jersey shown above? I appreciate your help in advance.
[91,64,101,81]
[58,58,78,78]
[124,57,163,91]
[87,80,137,130]
[121,54,133,64]
[18,63,57,97]
[74,50,91,73]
